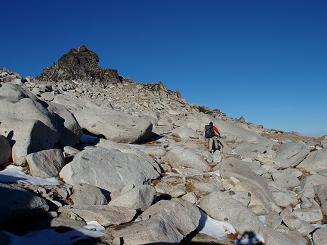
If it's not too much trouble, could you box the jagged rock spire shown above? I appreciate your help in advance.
[37,45,122,85]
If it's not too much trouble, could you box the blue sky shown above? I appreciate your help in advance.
[1,0,326,136]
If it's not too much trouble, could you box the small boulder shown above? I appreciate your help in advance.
[26,149,65,178]
[199,191,262,234]
[271,191,298,208]
[164,145,210,171]
[109,185,155,211]
[60,147,160,193]
[61,205,136,227]
[218,159,277,211]
[272,171,300,188]
[1,119,59,165]
[297,149,327,173]
[71,183,108,207]
[293,201,323,223]
[48,102,82,147]
[113,200,201,244]
[273,142,310,169]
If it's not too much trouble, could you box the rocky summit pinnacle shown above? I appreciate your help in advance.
[37,45,122,85]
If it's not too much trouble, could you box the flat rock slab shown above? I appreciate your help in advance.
[297,149,327,173]
[61,205,136,227]
[60,147,160,193]
[113,200,201,244]
[164,145,210,171]
[272,171,300,189]
[218,159,276,211]
[26,149,65,178]
[293,206,323,223]
[273,142,310,169]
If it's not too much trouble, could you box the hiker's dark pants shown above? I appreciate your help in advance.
[208,136,219,152]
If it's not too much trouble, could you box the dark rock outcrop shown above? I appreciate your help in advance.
[37,45,122,86]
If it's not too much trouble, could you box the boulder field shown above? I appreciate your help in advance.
[0,47,326,244]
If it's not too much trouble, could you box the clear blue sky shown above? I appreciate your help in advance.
[1,0,326,136]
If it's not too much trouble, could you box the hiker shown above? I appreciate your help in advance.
[204,121,222,153]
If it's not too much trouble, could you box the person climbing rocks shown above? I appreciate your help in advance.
[204,121,222,153]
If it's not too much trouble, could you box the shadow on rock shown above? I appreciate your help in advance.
[0,183,101,244]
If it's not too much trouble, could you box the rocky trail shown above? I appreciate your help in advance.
[0,46,326,245]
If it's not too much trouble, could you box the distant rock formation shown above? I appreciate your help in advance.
[37,45,122,85]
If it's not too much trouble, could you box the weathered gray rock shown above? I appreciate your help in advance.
[0,183,49,226]
[181,192,198,204]
[302,174,327,199]
[61,205,136,226]
[0,84,80,164]
[192,181,220,193]
[297,149,327,173]
[127,143,167,158]
[26,149,65,178]
[48,102,82,146]
[213,118,272,145]
[218,159,277,211]
[113,200,201,244]
[229,191,251,207]
[48,216,86,229]
[54,94,153,143]
[314,184,327,215]
[60,147,160,193]
[280,207,315,235]
[263,229,308,245]
[63,146,80,156]
[0,119,59,165]
[312,226,327,245]
[172,126,198,139]
[40,91,55,101]
[233,143,270,160]
[273,142,310,169]
[212,150,223,164]
[0,83,59,131]
[0,135,11,166]
[199,191,262,234]
[109,185,155,211]
[199,191,307,244]
[71,183,108,207]
[97,139,166,159]
[164,145,210,171]
[271,191,298,208]
[293,201,323,223]
[272,171,300,188]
